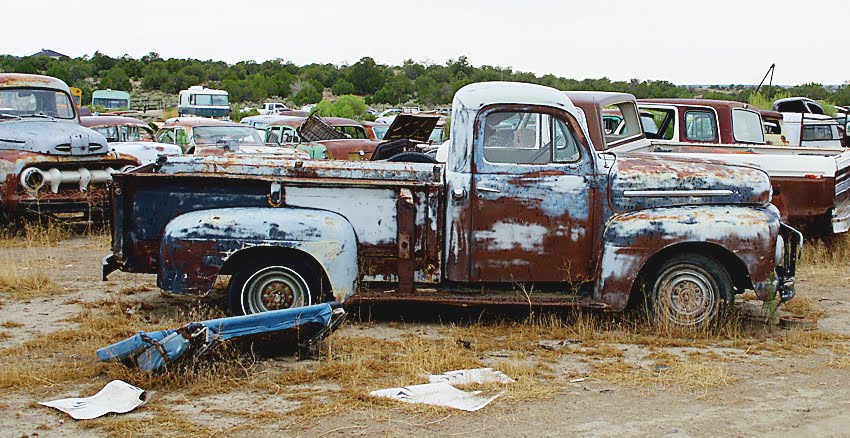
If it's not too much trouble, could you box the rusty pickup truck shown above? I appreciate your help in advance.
[104,82,801,327]
[564,92,850,235]
[0,73,139,220]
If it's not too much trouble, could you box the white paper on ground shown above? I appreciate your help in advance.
[370,382,500,412]
[40,380,148,420]
[428,367,515,385]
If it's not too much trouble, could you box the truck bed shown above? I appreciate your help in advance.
[111,155,445,287]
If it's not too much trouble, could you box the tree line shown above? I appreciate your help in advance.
[2,52,848,108]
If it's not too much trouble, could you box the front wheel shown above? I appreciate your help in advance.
[228,261,318,316]
[650,254,734,328]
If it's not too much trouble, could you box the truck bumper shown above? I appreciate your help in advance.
[777,223,803,302]
[102,254,121,281]
[832,201,850,234]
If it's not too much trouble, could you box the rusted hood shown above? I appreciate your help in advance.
[608,153,772,212]
[383,114,440,142]
[0,119,108,156]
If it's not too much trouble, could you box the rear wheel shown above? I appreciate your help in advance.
[650,254,733,327]
[228,259,320,315]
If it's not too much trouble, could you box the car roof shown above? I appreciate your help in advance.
[80,115,149,128]
[162,117,244,128]
[0,73,70,93]
[639,98,755,110]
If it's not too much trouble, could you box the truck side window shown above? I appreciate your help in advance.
[603,102,642,146]
[685,110,717,142]
[483,111,549,164]
[641,108,675,140]
[483,111,581,164]
[553,118,581,162]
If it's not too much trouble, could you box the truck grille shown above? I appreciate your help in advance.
[20,165,135,193]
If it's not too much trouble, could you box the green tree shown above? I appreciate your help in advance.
[312,95,368,119]
[293,83,322,106]
[331,79,355,96]
[46,64,72,84]
[346,57,386,94]
[99,67,131,91]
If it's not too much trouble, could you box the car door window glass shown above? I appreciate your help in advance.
[483,111,582,165]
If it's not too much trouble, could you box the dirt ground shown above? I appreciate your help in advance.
[1,233,849,437]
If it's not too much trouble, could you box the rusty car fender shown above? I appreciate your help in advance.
[158,207,358,302]
[594,204,782,310]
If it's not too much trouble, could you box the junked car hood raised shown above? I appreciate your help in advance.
[0,119,108,156]
[382,114,440,142]
[608,153,772,212]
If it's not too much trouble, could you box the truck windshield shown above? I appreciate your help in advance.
[193,126,263,146]
[0,88,75,119]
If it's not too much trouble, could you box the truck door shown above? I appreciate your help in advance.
[470,106,596,283]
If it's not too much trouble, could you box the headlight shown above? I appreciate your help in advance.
[775,235,786,266]
[20,168,45,191]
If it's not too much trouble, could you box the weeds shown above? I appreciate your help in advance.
[0,257,62,300]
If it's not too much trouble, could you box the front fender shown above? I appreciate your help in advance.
[594,205,780,310]
[159,207,358,302]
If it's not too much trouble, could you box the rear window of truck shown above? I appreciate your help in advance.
[685,110,717,142]
[732,109,765,144]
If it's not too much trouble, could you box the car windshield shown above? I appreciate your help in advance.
[192,126,263,146]
[0,88,75,119]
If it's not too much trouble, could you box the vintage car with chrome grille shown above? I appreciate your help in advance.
[0,73,139,221]
[81,115,183,165]
[154,117,309,159]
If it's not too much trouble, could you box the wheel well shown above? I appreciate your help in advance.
[629,242,752,307]
[219,246,334,302]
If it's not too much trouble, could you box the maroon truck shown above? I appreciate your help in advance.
[104,82,800,327]
[565,92,850,234]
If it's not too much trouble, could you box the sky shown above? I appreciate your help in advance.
[5,0,848,86]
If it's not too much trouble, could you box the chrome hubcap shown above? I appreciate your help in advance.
[655,266,717,326]
[242,266,309,314]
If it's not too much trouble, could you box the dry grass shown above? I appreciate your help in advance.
[0,220,71,248]
[0,321,23,328]
[781,295,826,319]
[590,356,733,389]
[0,258,63,300]
[799,234,850,285]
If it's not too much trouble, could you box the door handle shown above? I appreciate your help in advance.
[476,186,501,194]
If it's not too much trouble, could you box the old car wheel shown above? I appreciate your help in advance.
[651,254,733,327]
[228,263,315,315]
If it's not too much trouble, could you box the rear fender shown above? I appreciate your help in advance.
[159,207,358,302]
[595,205,780,310]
